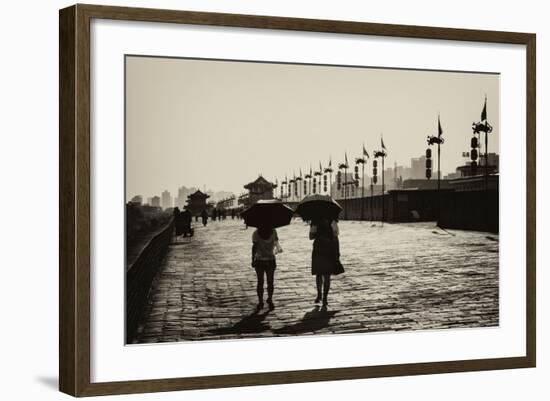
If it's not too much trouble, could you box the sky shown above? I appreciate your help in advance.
[125,56,499,200]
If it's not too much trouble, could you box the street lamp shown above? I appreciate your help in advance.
[472,97,493,191]
[324,158,334,198]
[427,115,445,223]
[280,176,287,199]
[355,156,367,220]
[338,155,349,219]
[305,166,312,197]
[296,170,303,201]
[314,162,323,195]
[373,150,387,222]
[472,96,493,230]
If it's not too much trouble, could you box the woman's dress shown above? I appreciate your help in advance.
[310,223,344,275]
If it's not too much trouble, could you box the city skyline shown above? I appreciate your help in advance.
[126,56,500,200]
[130,150,499,207]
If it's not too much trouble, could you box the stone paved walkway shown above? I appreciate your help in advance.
[132,219,498,343]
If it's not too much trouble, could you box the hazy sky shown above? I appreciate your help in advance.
[126,56,499,200]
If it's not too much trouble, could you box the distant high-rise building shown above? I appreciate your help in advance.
[129,195,142,205]
[410,155,427,179]
[479,152,499,170]
[161,190,172,210]
[392,165,412,187]
[176,187,187,208]
[151,196,161,208]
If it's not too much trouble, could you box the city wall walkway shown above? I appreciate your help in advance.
[132,219,498,343]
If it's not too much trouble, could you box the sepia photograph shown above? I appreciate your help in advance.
[125,55,500,344]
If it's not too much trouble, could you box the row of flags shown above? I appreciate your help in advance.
[278,135,388,193]
[277,96,488,191]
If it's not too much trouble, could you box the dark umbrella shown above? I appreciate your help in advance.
[295,194,342,221]
[241,199,294,228]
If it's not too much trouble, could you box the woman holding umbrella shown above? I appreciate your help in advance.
[251,225,280,310]
[241,200,293,311]
[296,195,344,308]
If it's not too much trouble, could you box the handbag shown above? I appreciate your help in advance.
[333,260,345,275]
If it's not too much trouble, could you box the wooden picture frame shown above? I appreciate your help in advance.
[59,3,536,397]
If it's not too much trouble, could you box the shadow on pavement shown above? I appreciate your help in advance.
[273,306,338,335]
[208,310,271,335]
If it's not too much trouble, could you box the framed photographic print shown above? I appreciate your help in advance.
[59,4,536,397]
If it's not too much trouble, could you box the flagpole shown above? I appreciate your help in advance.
[381,154,385,224]
[298,169,303,202]
[344,165,348,220]
[485,125,489,191]
[361,160,365,221]
[437,115,444,226]
[484,96,489,231]
[370,176,373,221]
[344,154,348,220]
[438,115,441,195]
[329,171,332,198]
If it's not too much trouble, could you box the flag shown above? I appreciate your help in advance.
[438,115,443,137]
[381,136,387,151]
[299,168,302,178]
[319,161,323,173]
[345,153,348,165]
[481,96,487,121]
[328,157,332,168]
[363,144,369,158]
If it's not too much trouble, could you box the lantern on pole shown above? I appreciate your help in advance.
[324,159,334,197]
[295,171,303,200]
[355,149,368,220]
[472,96,493,188]
[425,147,432,179]
[305,167,312,196]
[338,155,349,218]
[373,146,387,222]
[470,135,479,175]
[427,115,445,224]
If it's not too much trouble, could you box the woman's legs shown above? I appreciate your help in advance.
[315,275,323,303]
[322,274,331,306]
[266,268,275,309]
[255,268,264,307]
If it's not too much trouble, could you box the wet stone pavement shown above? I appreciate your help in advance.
[132,219,499,343]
